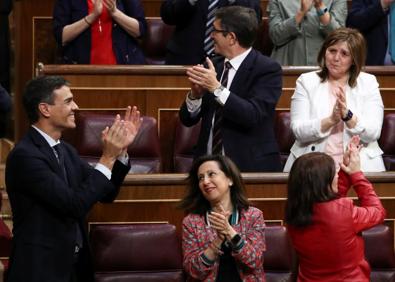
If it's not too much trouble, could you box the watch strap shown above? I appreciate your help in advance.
[317,6,328,16]
[341,109,353,122]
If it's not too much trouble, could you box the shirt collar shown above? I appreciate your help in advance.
[226,48,252,71]
[32,125,60,148]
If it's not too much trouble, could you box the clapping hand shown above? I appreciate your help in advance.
[99,106,142,169]
[341,135,361,174]
[208,204,236,240]
[334,85,348,120]
[92,0,103,17]
[103,0,117,15]
[186,57,220,93]
[122,106,142,149]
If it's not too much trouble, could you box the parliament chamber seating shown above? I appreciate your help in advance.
[363,224,395,281]
[379,113,395,171]
[62,111,161,173]
[173,119,201,173]
[274,111,294,167]
[264,225,297,282]
[142,18,175,65]
[89,223,184,282]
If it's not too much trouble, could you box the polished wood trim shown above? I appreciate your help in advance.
[122,172,395,185]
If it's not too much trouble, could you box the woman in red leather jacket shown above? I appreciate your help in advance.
[285,136,386,281]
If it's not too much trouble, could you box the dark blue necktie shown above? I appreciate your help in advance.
[212,61,232,155]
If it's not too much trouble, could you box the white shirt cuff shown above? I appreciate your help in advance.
[214,87,230,105]
[95,163,112,180]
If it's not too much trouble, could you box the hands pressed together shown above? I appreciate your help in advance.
[92,0,118,17]
[186,57,221,99]
[99,106,142,170]
[341,135,362,174]
[204,204,238,258]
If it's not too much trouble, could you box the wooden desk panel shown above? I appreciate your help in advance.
[36,65,395,171]
[87,172,395,236]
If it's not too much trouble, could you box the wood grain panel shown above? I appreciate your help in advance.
[86,172,395,236]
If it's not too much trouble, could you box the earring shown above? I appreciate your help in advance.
[229,182,233,186]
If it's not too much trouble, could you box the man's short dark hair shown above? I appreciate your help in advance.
[23,76,69,124]
[215,6,258,48]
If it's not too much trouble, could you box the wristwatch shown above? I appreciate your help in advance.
[230,233,242,246]
[316,6,328,17]
[213,85,225,97]
[341,109,353,122]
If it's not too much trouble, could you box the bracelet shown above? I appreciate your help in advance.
[341,109,353,122]
[316,6,328,17]
[84,16,91,26]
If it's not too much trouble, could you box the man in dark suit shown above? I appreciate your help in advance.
[160,0,261,65]
[5,76,142,282]
[179,6,282,172]
[347,0,395,65]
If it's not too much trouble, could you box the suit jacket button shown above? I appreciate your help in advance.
[311,146,315,151]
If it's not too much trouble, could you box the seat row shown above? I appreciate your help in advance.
[34,17,272,66]
[61,111,395,173]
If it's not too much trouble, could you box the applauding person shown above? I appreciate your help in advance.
[180,155,266,281]
[53,0,146,64]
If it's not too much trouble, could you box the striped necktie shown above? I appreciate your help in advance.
[212,61,232,155]
[204,0,219,56]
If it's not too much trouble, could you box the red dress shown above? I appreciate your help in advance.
[288,171,386,282]
[87,0,116,64]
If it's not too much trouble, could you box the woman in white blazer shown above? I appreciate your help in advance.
[284,27,385,172]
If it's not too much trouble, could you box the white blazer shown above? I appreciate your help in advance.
[284,71,385,172]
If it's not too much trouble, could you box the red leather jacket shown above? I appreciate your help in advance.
[288,170,386,282]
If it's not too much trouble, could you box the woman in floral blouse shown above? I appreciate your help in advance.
[179,155,266,281]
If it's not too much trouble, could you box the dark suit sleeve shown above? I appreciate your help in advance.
[179,100,203,127]
[346,0,387,31]
[6,146,118,220]
[123,0,147,37]
[0,84,11,112]
[100,160,130,202]
[223,58,282,129]
[0,0,12,14]
[160,0,197,25]
[53,0,72,46]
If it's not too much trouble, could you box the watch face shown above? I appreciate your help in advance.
[214,85,224,97]
[231,234,241,245]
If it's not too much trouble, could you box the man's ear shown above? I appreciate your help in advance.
[38,103,51,118]
[229,32,237,45]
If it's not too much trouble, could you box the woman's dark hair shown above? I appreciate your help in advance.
[179,155,249,215]
[317,27,366,88]
[285,152,337,227]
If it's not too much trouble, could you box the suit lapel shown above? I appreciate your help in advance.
[29,128,63,175]
[62,144,79,189]
[229,49,255,94]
